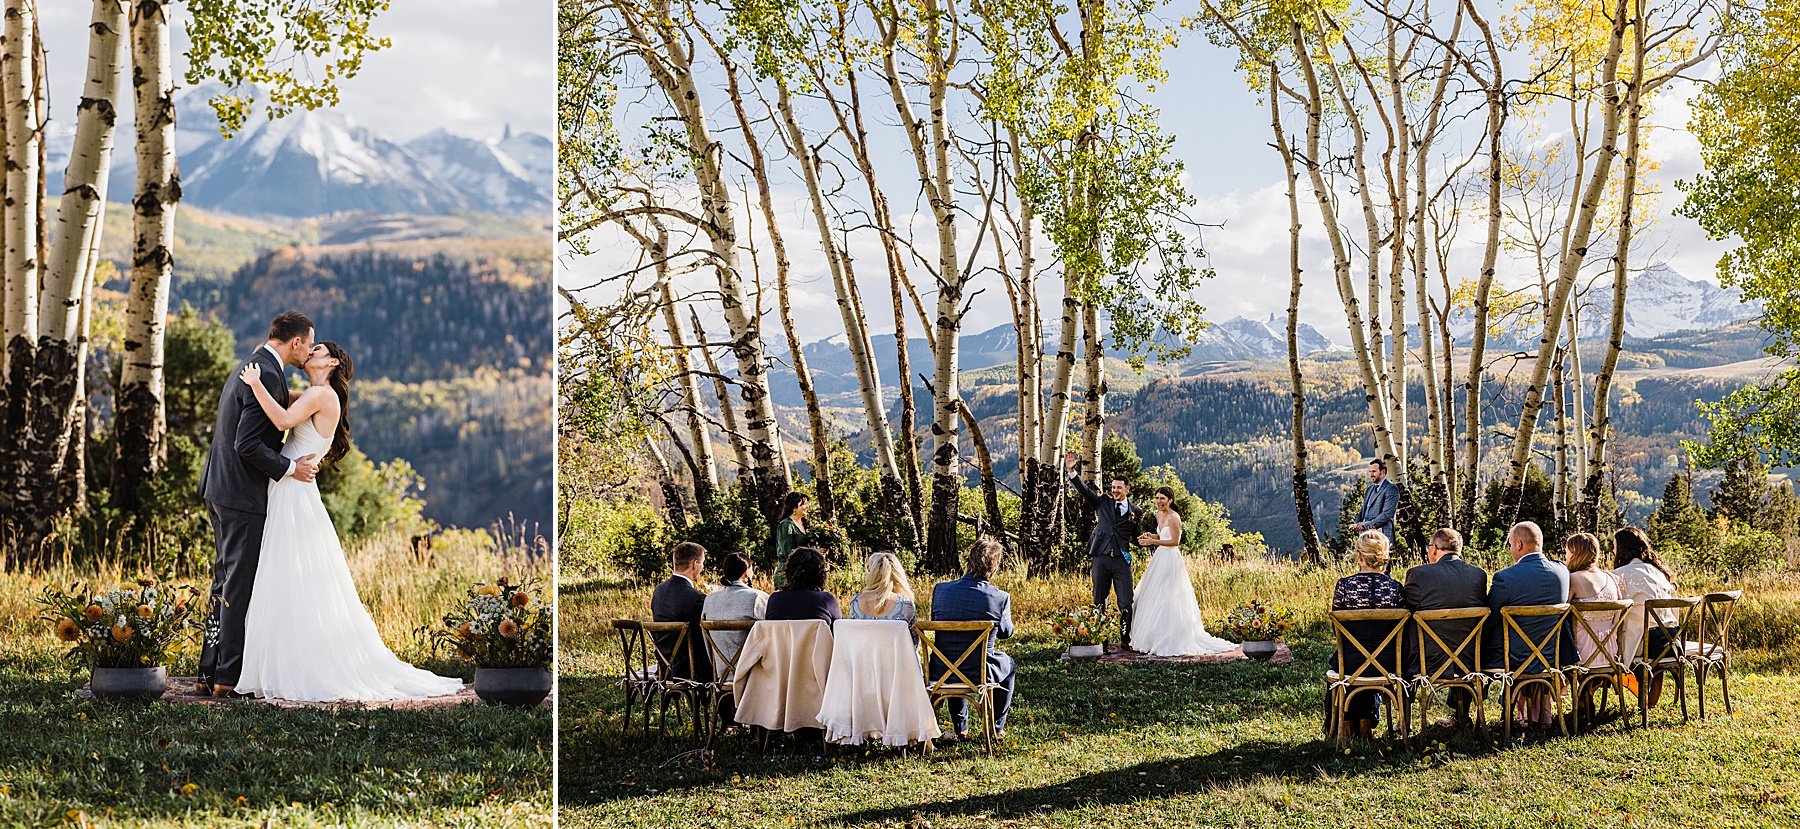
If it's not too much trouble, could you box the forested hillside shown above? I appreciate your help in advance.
[211,239,553,532]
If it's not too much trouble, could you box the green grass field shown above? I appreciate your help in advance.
[0,531,552,829]
[559,560,1800,828]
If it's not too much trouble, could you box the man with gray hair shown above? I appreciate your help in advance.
[1402,527,1488,728]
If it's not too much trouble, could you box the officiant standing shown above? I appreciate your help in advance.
[1065,452,1144,648]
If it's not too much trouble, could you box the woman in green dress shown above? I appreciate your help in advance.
[771,492,810,589]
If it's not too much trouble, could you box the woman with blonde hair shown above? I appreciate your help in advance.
[1330,530,1405,739]
[849,551,918,626]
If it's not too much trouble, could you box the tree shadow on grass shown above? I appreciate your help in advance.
[822,737,1403,825]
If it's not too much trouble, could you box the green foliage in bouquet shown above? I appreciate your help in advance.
[38,580,201,669]
[1050,606,1115,646]
[1221,600,1295,642]
[435,577,553,668]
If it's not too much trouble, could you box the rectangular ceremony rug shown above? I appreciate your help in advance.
[1060,642,1295,664]
[75,676,552,710]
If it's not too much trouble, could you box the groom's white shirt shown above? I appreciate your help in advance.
[260,343,298,479]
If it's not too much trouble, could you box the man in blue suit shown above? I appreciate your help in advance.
[930,537,1016,740]
[1350,458,1399,550]
[1487,521,1573,671]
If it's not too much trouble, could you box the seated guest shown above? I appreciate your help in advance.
[651,541,711,683]
[764,547,841,624]
[701,552,768,668]
[1614,526,1679,706]
[1488,521,1572,730]
[1331,530,1405,740]
[1566,532,1625,665]
[850,551,918,623]
[1401,527,1488,728]
[930,537,1016,741]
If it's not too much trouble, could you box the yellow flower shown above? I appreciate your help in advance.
[498,619,520,639]
[56,619,82,642]
[180,783,198,796]
[117,583,138,593]
[235,796,248,807]
[111,622,133,643]
[136,605,154,619]
[475,584,502,598]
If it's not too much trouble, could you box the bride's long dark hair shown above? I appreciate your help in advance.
[319,341,353,468]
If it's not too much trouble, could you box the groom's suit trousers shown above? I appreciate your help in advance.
[199,502,267,687]
[1091,555,1133,641]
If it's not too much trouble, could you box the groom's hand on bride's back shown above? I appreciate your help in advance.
[294,454,320,483]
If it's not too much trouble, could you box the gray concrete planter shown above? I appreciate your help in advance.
[1242,640,1278,661]
[474,667,551,707]
[1065,643,1105,659]
[91,666,168,701]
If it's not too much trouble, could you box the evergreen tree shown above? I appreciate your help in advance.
[1649,468,1718,558]
[1711,452,1771,526]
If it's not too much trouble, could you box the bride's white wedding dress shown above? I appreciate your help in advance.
[1129,521,1237,657]
[236,417,465,701]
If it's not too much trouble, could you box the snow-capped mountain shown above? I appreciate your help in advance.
[406,128,549,216]
[48,84,549,218]
[1183,314,1342,362]
[1436,264,1759,346]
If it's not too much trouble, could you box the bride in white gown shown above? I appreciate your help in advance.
[232,342,465,702]
[1129,486,1237,657]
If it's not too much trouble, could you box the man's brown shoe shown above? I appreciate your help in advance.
[211,684,235,698]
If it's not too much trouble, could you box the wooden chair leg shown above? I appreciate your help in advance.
[1721,662,1733,716]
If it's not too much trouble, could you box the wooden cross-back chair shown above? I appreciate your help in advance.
[1410,607,1490,744]
[1493,604,1571,744]
[915,620,1000,753]
[610,619,654,736]
[639,620,708,741]
[1325,608,1410,750]
[699,619,756,744]
[1564,599,1635,733]
[1691,590,1741,719]
[1634,596,1700,727]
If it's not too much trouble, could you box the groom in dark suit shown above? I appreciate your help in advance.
[1066,452,1143,647]
[196,311,322,696]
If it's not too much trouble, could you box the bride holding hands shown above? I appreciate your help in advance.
[1129,486,1237,657]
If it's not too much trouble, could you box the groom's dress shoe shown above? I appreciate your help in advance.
[211,684,235,698]
[196,682,215,696]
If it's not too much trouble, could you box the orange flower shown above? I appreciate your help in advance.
[475,584,502,598]
[497,576,511,588]
[56,619,81,642]
[111,622,133,643]
[498,619,520,639]
[510,592,531,607]
[84,605,104,622]
[458,622,475,640]
[136,605,154,618]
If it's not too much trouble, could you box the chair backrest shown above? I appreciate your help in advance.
[1329,608,1409,681]
[1569,599,1634,672]
[1639,596,1701,664]
[699,620,756,685]
[1498,603,1571,675]
[1697,590,1742,657]
[640,620,697,683]
[611,618,648,678]
[916,620,995,693]
[1411,607,1488,681]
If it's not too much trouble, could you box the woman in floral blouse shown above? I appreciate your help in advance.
[1331,530,1405,740]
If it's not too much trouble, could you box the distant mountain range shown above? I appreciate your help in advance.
[47,84,550,219]
[1435,264,1759,346]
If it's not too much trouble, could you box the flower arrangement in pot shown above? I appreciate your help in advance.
[435,576,553,707]
[1221,600,1295,660]
[1051,605,1115,659]
[40,580,200,701]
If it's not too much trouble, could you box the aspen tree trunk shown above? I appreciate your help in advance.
[1412,12,1460,525]
[1499,0,1628,523]
[15,0,124,548]
[637,222,717,512]
[690,308,753,479]
[1270,68,1323,566]
[2,0,41,523]
[619,0,786,517]
[1079,300,1104,483]
[1579,0,1644,533]
[1293,22,1399,468]
[1456,0,1506,534]
[114,0,180,509]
